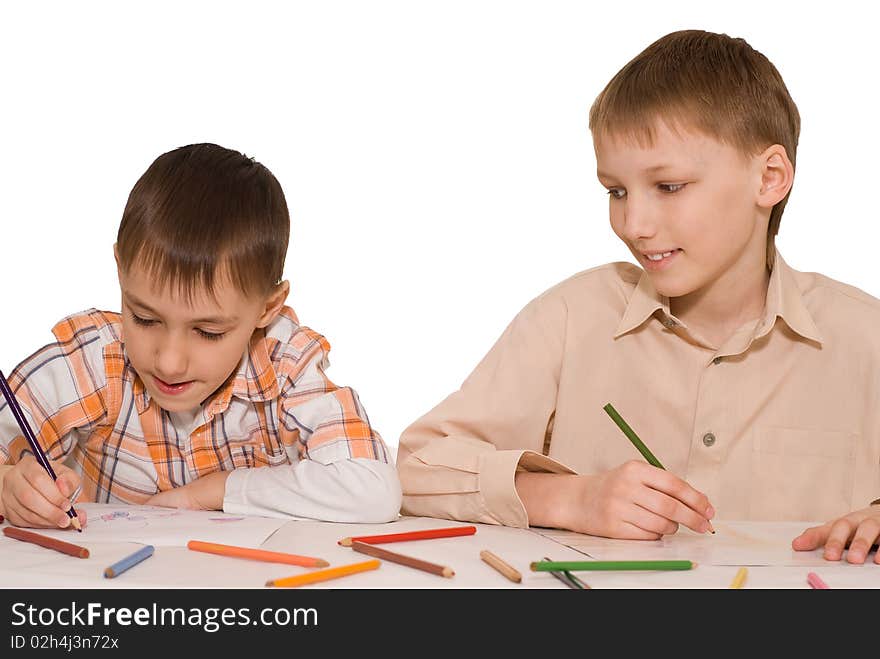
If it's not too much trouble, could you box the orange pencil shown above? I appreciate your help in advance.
[187,540,329,567]
[3,526,89,558]
[265,559,381,588]
[338,525,476,546]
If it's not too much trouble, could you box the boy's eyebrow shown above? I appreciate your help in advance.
[124,294,239,325]
[597,164,678,179]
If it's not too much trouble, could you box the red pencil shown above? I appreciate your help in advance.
[338,525,477,546]
[3,526,90,558]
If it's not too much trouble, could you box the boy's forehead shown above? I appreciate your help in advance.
[121,262,245,320]
[594,120,733,175]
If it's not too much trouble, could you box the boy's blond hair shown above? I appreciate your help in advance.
[589,30,800,268]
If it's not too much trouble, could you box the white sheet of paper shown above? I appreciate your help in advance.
[27,503,289,547]
[533,520,832,566]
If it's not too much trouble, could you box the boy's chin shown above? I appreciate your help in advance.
[647,274,698,299]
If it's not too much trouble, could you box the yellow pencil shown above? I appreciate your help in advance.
[729,566,748,589]
[265,559,381,588]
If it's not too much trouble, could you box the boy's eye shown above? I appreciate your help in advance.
[606,188,626,200]
[197,329,226,341]
[658,183,686,193]
[130,313,156,327]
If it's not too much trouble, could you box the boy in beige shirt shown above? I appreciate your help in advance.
[397,30,880,564]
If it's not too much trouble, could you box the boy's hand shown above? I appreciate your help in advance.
[0,455,87,529]
[146,471,230,511]
[792,506,880,564]
[516,461,714,539]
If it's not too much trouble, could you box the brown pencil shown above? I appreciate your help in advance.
[350,540,454,577]
[3,526,90,558]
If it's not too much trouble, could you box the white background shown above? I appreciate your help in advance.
[2,1,878,458]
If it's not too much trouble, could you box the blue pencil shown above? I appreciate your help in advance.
[104,545,155,578]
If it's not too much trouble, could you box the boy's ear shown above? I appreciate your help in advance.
[756,144,794,209]
[256,280,291,328]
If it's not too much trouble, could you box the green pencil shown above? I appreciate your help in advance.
[603,402,664,468]
[530,560,696,572]
[603,402,715,534]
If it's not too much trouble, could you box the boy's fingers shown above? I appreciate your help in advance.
[21,462,68,509]
[55,472,81,502]
[792,524,827,551]
[17,465,72,527]
[645,469,714,524]
[6,488,70,529]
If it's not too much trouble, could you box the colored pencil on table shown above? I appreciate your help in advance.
[531,559,696,572]
[338,525,476,546]
[3,526,89,558]
[104,545,154,578]
[480,549,521,583]
[187,540,329,567]
[351,540,454,577]
[807,571,830,589]
[603,402,715,534]
[729,566,748,588]
[0,370,81,531]
[564,571,591,589]
[543,557,590,589]
[265,559,380,588]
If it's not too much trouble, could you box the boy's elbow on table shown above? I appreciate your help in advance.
[349,461,403,523]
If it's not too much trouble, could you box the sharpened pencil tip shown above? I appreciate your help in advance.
[316,559,330,567]
[338,538,352,546]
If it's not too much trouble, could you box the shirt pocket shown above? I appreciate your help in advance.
[749,426,857,521]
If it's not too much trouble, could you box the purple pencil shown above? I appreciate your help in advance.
[0,369,82,531]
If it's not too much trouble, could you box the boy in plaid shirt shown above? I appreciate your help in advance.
[0,143,401,528]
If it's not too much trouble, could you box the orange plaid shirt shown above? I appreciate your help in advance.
[0,307,391,506]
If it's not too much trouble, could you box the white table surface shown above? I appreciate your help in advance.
[1,512,877,589]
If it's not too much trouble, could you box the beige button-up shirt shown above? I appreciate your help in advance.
[397,252,880,527]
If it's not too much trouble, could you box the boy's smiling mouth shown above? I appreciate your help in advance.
[640,248,681,271]
[153,376,195,396]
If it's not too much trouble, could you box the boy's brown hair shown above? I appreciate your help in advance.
[116,142,289,302]
[589,29,800,268]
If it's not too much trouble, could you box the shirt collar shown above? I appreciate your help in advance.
[613,249,823,345]
[613,273,669,338]
[759,251,823,344]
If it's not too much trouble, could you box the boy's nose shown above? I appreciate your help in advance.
[620,198,657,243]
[155,337,189,381]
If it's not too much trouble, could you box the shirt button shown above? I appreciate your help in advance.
[702,432,716,447]
[713,357,723,365]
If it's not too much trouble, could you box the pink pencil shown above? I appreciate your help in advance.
[807,571,830,589]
